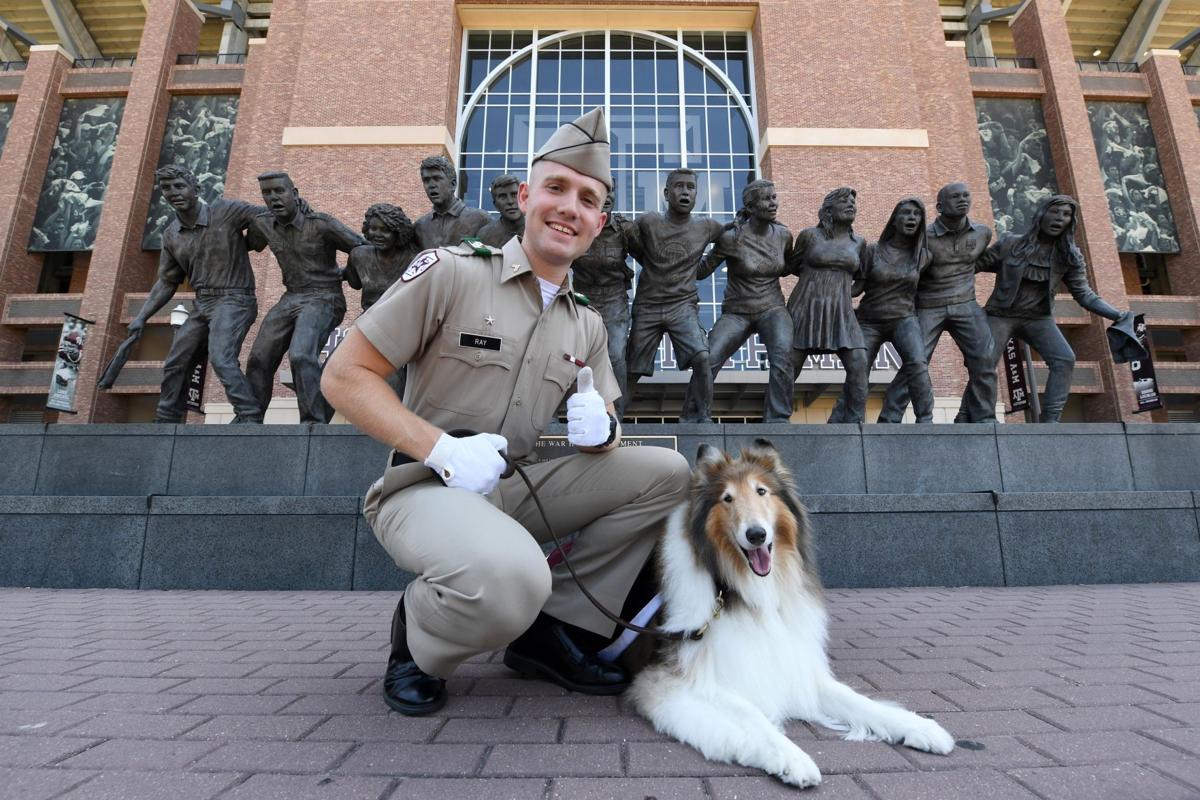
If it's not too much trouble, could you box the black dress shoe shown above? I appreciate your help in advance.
[503,613,629,695]
[383,597,447,716]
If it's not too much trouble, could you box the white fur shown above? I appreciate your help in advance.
[629,500,955,788]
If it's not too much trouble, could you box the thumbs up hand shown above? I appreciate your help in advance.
[566,366,611,447]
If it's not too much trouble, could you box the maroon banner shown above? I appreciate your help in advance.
[1130,314,1164,413]
[1001,337,1031,413]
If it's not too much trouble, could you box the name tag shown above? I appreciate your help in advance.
[460,332,502,351]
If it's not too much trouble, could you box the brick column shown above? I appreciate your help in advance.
[1010,0,1137,421]
[67,0,203,423]
[0,45,73,364]
[1140,50,1200,366]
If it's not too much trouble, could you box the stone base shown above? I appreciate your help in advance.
[1,423,1197,590]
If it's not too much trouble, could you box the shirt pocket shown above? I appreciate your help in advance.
[423,326,514,416]
[532,352,579,430]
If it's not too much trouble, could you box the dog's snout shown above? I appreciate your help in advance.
[746,526,767,547]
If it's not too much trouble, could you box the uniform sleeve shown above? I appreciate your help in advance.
[353,250,457,369]
[343,247,365,290]
[245,217,269,252]
[224,199,267,230]
[583,312,621,405]
[974,237,1006,274]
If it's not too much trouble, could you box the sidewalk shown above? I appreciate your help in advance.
[2,584,1199,800]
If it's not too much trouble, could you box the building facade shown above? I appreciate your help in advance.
[0,0,1198,424]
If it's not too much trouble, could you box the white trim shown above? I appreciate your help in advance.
[281,126,456,159]
[757,127,930,160]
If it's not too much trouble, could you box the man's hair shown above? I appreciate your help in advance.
[257,171,295,189]
[489,174,520,196]
[665,168,698,189]
[361,203,415,245]
[420,155,457,186]
[155,164,199,190]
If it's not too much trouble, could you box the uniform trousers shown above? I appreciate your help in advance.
[879,300,996,423]
[364,446,691,678]
[246,288,346,423]
[985,314,1075,423]
[157,292,259,423]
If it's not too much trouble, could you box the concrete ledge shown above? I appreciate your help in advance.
[0,424,46,496]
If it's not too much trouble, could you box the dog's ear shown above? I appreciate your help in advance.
[695,443,728,471]
[741,438,783,472]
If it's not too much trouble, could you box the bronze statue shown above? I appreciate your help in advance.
[878,182,995,423]
[688,179,794,422]
[975,194,1131,423]
[476,174,525,247]
[345,203,421,311]
[413,155,490,250]
[122,165,264,423]
[786,187,869,422]
[626,168,725,423]
[570,190,638,417]
[830,197,934,423]
[245,171,365,423]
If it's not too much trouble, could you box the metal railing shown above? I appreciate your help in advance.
[1184,64,1200,77]
[176,53,247,65]
[0,60,27,72]
[1075,60,1139,73]
[73,56,136,69]
[967,55,1036,69]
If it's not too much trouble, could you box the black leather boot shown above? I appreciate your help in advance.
[503,613,629,695]
[383,597,447,715]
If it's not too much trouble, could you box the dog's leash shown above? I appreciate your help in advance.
[402,430,722,642]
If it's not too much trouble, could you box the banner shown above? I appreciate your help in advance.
[185,358,207,414]
[1001,337,1031,413]
[1130,314,1164,413]
[46,313,95,413]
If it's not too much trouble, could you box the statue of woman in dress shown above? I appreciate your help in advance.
[786,187,868,422]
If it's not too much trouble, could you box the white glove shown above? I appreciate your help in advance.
[567,367,611,447]
[423,432,508,495]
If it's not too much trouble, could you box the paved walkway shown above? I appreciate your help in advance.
[1,585,1199,800]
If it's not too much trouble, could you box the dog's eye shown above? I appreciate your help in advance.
[756,487,767,496]
[722,494,733,503]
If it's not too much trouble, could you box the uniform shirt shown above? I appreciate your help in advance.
[414,197,491,251]
[918,216,992,308]
[571,214,636,300]
[633,213,725,308]
[158,198,262,290]
[247,207,364,290]
[709,223,791,315]
[355,236,620,462]
[855,241,930,321]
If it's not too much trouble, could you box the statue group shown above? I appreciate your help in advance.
[109,159,1136,425]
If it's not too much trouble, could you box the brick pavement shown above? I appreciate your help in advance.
[1,584,1198,799]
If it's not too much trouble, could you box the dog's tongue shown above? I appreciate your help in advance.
[746,546,772,576]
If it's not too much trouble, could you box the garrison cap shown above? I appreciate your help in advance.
[531,107,612,190]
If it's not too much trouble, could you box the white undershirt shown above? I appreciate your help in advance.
[537,276,561,310]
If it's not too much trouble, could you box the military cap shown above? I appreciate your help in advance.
[531,107,612,190]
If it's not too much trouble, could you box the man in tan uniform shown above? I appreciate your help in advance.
[322,108,691,715]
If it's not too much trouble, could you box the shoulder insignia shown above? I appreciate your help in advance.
[461,237,501,257]
[572,291,591,307]
[401,250,439,282]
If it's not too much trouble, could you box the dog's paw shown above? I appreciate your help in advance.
[900,718,955,755]
[775,747,822,788]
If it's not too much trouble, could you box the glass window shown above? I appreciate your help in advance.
[459,29,760,371]
[0,101,14,158]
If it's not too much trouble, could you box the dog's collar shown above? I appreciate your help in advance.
[676,589,726,642]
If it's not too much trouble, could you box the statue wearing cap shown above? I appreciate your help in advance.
[322,108,691,717]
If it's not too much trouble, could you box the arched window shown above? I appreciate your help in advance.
[458,30,763,370]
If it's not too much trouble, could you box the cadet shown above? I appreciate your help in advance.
[322,109,692,716]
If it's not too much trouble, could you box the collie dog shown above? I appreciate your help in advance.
[628,440,955,788]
